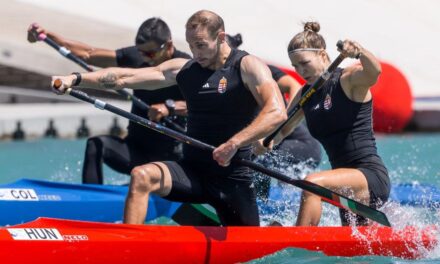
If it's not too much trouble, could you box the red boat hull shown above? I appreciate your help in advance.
[0,218,437,263]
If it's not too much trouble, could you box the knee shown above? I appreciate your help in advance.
[130,165,156,193]
[304,173,325,186]
[302,173,329,198]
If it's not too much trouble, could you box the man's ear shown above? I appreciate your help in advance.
[166,40,173,49]
[217,32,226,43]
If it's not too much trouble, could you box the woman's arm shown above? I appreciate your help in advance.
[339,40,382,102]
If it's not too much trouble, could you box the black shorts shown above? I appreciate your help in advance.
[338,155,390,225]
[162,160,259,226]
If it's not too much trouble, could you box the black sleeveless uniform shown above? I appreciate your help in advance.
[301,68,390,225]
[82,46,191,184]
[162,49,259,226]
[255,65,322,199]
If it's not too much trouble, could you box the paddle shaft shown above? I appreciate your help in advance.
[37,31,185,133]
[263,41,345,147]
[58,83,391,227]
[41,36,93,71]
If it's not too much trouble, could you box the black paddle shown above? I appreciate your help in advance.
[53,80,391,227]
[33,26,185,133]
[263,40,345,147]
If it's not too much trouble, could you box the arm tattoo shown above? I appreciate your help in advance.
[98,72,117,89]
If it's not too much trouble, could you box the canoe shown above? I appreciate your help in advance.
[389,183,440,208]
[0,179,181,225]
[0,217,437,263]
[1,179,439,226]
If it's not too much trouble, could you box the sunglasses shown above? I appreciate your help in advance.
[138,43,166,58]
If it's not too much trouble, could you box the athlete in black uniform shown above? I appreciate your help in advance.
[264,22,390,226]
[226,33,322,199]
[51,10,287,226]
[29,18,191,184]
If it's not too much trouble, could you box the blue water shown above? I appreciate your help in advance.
[1,134,439,185]
[0,138,128,185]
[1,134,440,263]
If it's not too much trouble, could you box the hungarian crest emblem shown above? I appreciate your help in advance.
[218,77,227,93]
[323,93,332,110]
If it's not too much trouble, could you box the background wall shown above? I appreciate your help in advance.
[0,0,439,137]
[13,0,440,98]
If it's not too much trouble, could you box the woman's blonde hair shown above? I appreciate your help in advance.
[287,22,327,53]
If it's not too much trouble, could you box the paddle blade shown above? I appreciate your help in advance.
[171,203,221,226]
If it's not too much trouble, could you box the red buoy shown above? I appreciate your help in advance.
[371,62,413,133]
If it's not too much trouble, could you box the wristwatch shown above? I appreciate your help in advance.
[165,99,176,116]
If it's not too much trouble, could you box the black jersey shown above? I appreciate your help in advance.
[268,64,286,81]
[176,49,259,165]
[115,46,191,147]
[302,68,379,168]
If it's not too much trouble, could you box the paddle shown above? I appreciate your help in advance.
[33,25,185,133]
[171,203,221,226]
[53,80,391,227]
[263,41,345,147]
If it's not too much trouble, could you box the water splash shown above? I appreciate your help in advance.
[254,150,321,226]
[48,164,77,183]
[255,146,440,260]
